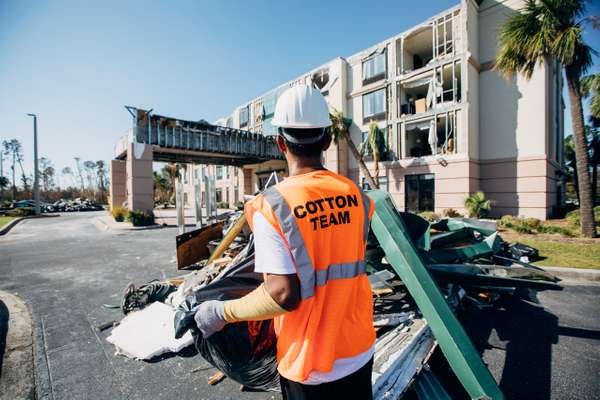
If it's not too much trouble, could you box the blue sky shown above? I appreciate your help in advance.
[0,0,598,179]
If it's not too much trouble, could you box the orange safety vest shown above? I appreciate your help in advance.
[244,169,375,383]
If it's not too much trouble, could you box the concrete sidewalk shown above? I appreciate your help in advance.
[543,266,600,283]
[0,291,34,400]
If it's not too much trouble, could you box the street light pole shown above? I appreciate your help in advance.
[27,113,40,215]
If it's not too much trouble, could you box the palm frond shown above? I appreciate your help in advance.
[581,73,600,119]
[361,121,386,158]
[329,108,352,144]
[496,0,593,80]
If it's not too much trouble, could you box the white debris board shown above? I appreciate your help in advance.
[106,302,193,360]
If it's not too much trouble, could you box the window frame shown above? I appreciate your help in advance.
[362,52,387,85]
[362,88,387,123]
[239,106,249,127]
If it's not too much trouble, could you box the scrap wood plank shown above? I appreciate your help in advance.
[208,371,226,385]
[176,222,223,269]
[372,287,394,297]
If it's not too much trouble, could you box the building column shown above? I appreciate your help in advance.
[109,159,126,209]
[126,142,154,212]
[243,168,253,195]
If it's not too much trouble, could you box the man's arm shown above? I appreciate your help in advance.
[264,273,300,311]
[194,274,299,337]
[194,212,300,337]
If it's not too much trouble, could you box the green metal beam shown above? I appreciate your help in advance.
[368,190,504,400]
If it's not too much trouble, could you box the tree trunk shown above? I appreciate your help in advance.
[592,163,598,207]
[345,137,379,189]
[573,165,580,205]
[566,68,597,237]
[11,153,16,201]
[373,153,380,188]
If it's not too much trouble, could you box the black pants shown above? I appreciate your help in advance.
[280,358,373,400]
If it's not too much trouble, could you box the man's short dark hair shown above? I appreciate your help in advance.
[278,127,330,158]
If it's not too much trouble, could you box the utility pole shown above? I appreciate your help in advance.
[27,113,40,215]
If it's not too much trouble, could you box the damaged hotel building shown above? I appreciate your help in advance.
[202,0,564,220]
[110,0,557,222]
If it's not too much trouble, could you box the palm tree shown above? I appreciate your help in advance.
[581,72,600,204]
[3,139,23,200]
[329,109,378,189]
[161,163,180,204]
[61,167,74,188]
[495,0,597,237]
[0,176,8,195]
[464,191,491,219]
[361,121,388,188]
[96,160,107,203]
[581,72,600,120]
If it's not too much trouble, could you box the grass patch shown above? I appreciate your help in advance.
[515,238,600,269]
[0,216,15,229]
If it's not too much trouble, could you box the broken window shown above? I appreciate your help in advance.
[439,61,461,104]
[401,25,434,74]
[403,111,457,158]
[239,106,249,127]
[311,68,330,92]
[399,11,459,75]
[405,120,434,157]
[435,111,457,155]
[362,51,386,85]
[399,75,430,116]
[363,88,386,122]
[434,12,456,59]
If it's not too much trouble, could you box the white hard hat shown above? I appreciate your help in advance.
[272,84,332,130]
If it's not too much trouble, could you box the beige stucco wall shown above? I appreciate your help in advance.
[109,159,127,209]
[126,143,154,212]
[349,155,479,215]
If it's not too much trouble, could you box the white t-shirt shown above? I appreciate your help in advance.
[252,212,374,384]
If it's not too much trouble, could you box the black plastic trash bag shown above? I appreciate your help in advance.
[174,240,280,391]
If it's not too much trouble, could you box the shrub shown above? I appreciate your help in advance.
[566,206,600,226]
[111,206,127,222]
[537,224,575,237]
[126,210,155,226]
[498,214,519,229]
[418,211,440,222]
[565,209,580,226]
[442,208,463,218]
[217,201,229,209]
[522,217,542,230]
[464,191,491,218]
[513,222,535,234]
[7,207,35,217]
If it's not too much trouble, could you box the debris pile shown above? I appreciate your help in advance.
[104,192,561,398]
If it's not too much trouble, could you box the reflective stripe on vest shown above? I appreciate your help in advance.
[263,186,368,300]
[358,189,371,241]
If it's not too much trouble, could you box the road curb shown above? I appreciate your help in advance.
[542,266,600,282]
[0,291,35,400]
[94,215,163,232]
[0,214,60,236]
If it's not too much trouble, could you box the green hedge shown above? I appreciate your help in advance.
[126,210,155,227]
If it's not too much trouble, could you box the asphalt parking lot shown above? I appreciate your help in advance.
[1,212,599,399]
